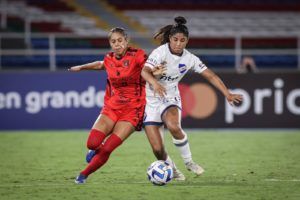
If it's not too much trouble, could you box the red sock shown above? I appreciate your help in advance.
[86,129,106,150]
[81,134,122,177]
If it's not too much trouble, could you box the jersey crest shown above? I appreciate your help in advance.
[123,60,129,67]
[178,64,187,74]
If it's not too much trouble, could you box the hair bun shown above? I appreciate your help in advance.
[174,16,187,25]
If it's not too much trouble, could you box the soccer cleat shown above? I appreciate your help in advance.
[172,168,186,181]
[86,150,96,163]
[185,161,204,175]
[75,173,87,184]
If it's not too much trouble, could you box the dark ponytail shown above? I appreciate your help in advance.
[154,16,189,45]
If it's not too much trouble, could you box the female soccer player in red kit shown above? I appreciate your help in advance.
[69,27,147,184]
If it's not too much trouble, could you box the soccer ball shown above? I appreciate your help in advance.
[147,160,173,186]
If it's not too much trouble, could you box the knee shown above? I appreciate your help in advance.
[86,135,102,150]
[87,142,99,150]
[87,136,101,150]
[86,129,106,150]
[166,121,182,134]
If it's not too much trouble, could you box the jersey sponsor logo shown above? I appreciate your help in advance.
[115,95,131,104]
[178,64,187,74]
[160,75,179,81]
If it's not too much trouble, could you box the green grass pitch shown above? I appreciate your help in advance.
[0,130,299,200]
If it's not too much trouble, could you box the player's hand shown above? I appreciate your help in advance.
[68,66,81,72]
[152,82,166,98]
[226,93,243,106]
[152,62,167,76]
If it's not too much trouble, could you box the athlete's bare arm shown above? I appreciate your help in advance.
[141,66,166,97]
[68,61,104,72]
[201,68,243,105]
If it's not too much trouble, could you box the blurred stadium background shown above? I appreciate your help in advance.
[0,0,299,129]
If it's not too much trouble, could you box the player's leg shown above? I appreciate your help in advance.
[143,99,168,161]
[144,125,185,181]
[84,121,134,171]
[75,111,116,184]
[85,113,116,163]
[76,121,134,184]
[144,125,167,160]
[158,126,186,181]
[87,114,115,150]
[162,106,204,175]
[144,99,185,180]
[85,105,119,164]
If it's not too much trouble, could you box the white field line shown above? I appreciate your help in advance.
[0,179,299,188]
[0,181,148,188]
[264,179,300,182]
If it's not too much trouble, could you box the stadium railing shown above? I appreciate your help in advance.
[0,32,299,71]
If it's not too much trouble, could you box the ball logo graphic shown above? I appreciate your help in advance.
[147,161,173,186]
[179,83,218,119]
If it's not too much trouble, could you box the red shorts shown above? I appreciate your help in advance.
[101,104,145,131]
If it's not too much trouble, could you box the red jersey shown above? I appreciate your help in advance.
[103,47,147,109]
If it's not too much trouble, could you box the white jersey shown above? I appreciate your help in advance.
[143,44,207,125]
[144,43,207,98]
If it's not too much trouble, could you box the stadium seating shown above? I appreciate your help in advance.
[124,11,300,38]
[0,0,109,69]
[25,0,74,12]
[0,0,299,70]
[122,7,299,69]
[0,0,107,35]
[107,0,300,11]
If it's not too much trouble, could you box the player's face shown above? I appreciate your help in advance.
[169,33,188,55]
[109,32,128,56]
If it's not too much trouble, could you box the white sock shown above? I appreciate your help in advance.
[172,133,192,164]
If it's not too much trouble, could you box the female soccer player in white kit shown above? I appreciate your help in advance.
[142,16,243,180]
